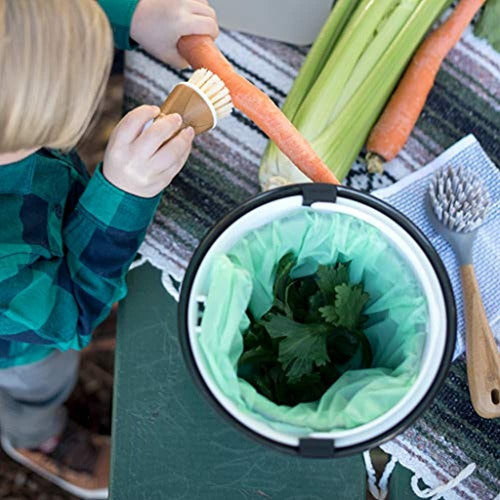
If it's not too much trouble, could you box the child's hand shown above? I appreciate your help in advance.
[103,105,194,198]
[130,0,219,68]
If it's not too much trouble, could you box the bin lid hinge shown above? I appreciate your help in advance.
[299,438,336,458]
[301,184,337,206]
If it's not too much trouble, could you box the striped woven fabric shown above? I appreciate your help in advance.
[124,27,499,297]
[383,356,500,500]
[375,136,500,499]
[124,25,500,499]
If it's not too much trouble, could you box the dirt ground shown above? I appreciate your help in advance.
[0,67,124,499]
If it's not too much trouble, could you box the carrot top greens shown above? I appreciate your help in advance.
[237,253,373,406]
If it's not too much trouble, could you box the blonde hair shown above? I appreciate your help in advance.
[0,0,113,152]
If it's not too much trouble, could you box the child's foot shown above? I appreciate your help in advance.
[1,421,109,499]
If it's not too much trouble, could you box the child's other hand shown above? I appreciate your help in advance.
[130,0,219,68]
[103,105,194,198]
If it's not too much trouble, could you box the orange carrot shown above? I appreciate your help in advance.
[366,0,486,170]
[177,35,339,185]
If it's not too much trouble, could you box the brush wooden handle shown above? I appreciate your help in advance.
[461,264,500,418]
[159,84,214,135]
[141,85,214,141]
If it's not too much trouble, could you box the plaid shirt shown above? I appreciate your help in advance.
[98,0,140,51]
[0,0,151,368]
[0,148,160,368]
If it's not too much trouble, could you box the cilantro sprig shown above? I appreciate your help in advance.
[237,253,372,406]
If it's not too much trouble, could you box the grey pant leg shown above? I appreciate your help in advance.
[0,349,80,449]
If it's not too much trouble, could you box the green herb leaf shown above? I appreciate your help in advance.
[305,290,325,323]
[333,283,370,330]
[273,253,297,308]
[243,321,272,351]
[237,255,372,407]
[238,346,275,369]
[319,305,339,324]
[263,314,330,382]
[327,327,372,369]
[285,276,319,319]
[316,261,350,301]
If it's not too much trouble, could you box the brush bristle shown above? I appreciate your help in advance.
[188,68,233,119]
[428,165,490,233]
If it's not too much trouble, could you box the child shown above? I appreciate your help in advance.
[0,0,218,498]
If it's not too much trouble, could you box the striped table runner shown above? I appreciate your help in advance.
[124,27,499,298]
[124,24,500,500]
[374,136,500,499]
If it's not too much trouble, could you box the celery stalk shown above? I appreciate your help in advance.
[331,0,420,121]
[259,0,453,186]
[282,0,362,121]
[314,0,453,181]
[260,0,402,185]
[293,0,399,140]
[262,0,362,178]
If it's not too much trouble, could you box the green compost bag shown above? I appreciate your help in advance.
[198,209,428,433]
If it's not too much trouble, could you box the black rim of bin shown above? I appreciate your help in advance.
[178,184,456,458]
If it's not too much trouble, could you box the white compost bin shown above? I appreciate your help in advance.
[178,184,456,457]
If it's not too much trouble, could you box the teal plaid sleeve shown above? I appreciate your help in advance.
[75,165,159,232]
[98,0,140,50]
[0,152,160,367]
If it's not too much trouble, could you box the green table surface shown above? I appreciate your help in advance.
[111,263,420,500]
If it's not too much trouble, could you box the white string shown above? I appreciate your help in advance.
[130,256,182,300]
[379,455,398,498]
[129,255,147,270]
[161,271,180,301]
[363,450,398,500]
[363,450,379,499]
[410,463,476,499]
